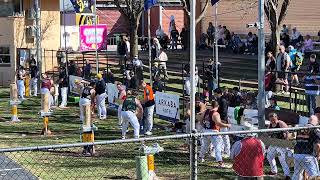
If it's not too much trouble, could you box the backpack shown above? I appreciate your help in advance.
[292,52,304,68]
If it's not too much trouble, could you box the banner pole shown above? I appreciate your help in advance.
[94,0,98,73]
[148,9,152,86]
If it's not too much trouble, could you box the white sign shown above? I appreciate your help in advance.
[155,92,180,120]
[69,75,83,94]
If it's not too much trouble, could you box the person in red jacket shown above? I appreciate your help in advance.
[231,134,265,179]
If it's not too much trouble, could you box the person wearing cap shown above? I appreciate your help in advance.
[29,61,39,97]
[266,112,290,178]
[140,80,155,136]
[58,66,69,108]
[95,73,107,120]
[199,101,231,167]
[121,90,143,139]
[79,80,95,121]
[231,133,265,179]
[214,88,231,158]
[293,115,320,179]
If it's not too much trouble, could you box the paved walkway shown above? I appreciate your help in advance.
[0,155,37,180]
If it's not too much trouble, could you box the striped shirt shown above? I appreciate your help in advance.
[304,76,320,95]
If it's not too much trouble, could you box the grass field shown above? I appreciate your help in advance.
[0,86,288,180]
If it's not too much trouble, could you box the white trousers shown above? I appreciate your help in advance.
[29,77,38,96]
[41,88,53,110]
[143,105,154,133]
[199,129,223,162]
[118,104,123,126]
[79,98,91,121]
[266,146,290,176]
[60,87,68,107]
[17,80,25,99]
[96,93,107,118]
[220,127,231,157]
[292,154,320,180]
[121,111,140,138]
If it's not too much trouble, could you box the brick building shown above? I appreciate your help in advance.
[96,0,185,38]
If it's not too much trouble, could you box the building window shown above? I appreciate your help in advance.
[0,47,10,64]
[0,0,23,17]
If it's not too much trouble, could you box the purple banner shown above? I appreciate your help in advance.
[80,25,107,52]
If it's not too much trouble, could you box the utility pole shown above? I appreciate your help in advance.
[258,0,265,129]
[94,0,99,73]
[35,0,41,73]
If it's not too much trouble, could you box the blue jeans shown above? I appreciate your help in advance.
[307,94,316,116]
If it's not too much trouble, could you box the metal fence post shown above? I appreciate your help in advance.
[182,63,185,116]
[294,90,297,112]
[190,132,197,180]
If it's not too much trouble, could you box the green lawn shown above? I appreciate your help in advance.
[0,87,287,180]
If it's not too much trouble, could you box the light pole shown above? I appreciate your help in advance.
[35,0,41,73]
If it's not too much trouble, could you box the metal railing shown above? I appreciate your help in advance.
[1,126,320,179]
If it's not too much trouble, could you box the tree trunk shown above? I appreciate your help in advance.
[270,25,280,56]
[129,24,139,59]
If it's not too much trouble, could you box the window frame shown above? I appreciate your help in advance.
[0,46,11,67]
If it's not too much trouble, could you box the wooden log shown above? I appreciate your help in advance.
[10,83,18,101]
[41,93,50,112]
[84,104,91,127]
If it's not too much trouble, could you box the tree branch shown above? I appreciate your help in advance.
[114,0,129,18]
[196,0,210,24]
[278,0,291,25]
[181,0,190,16]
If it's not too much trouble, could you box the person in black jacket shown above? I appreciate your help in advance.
[95,73,107,120]
[214,88,231,158]
[58,66,69,108]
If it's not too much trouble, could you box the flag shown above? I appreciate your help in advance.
[144,0,157,11]
[211,0,219,6]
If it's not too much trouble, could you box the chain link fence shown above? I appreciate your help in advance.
[1,126,320,179]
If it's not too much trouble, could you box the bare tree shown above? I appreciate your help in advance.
[114,0,144,58]
[264,0,291,55]
[181,0,210,24]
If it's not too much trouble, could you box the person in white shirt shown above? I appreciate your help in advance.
[132,55,144,82]
[124,37,130,58]
[153,38,161,58]
[217,25,225,45]
[158,49,168,79]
